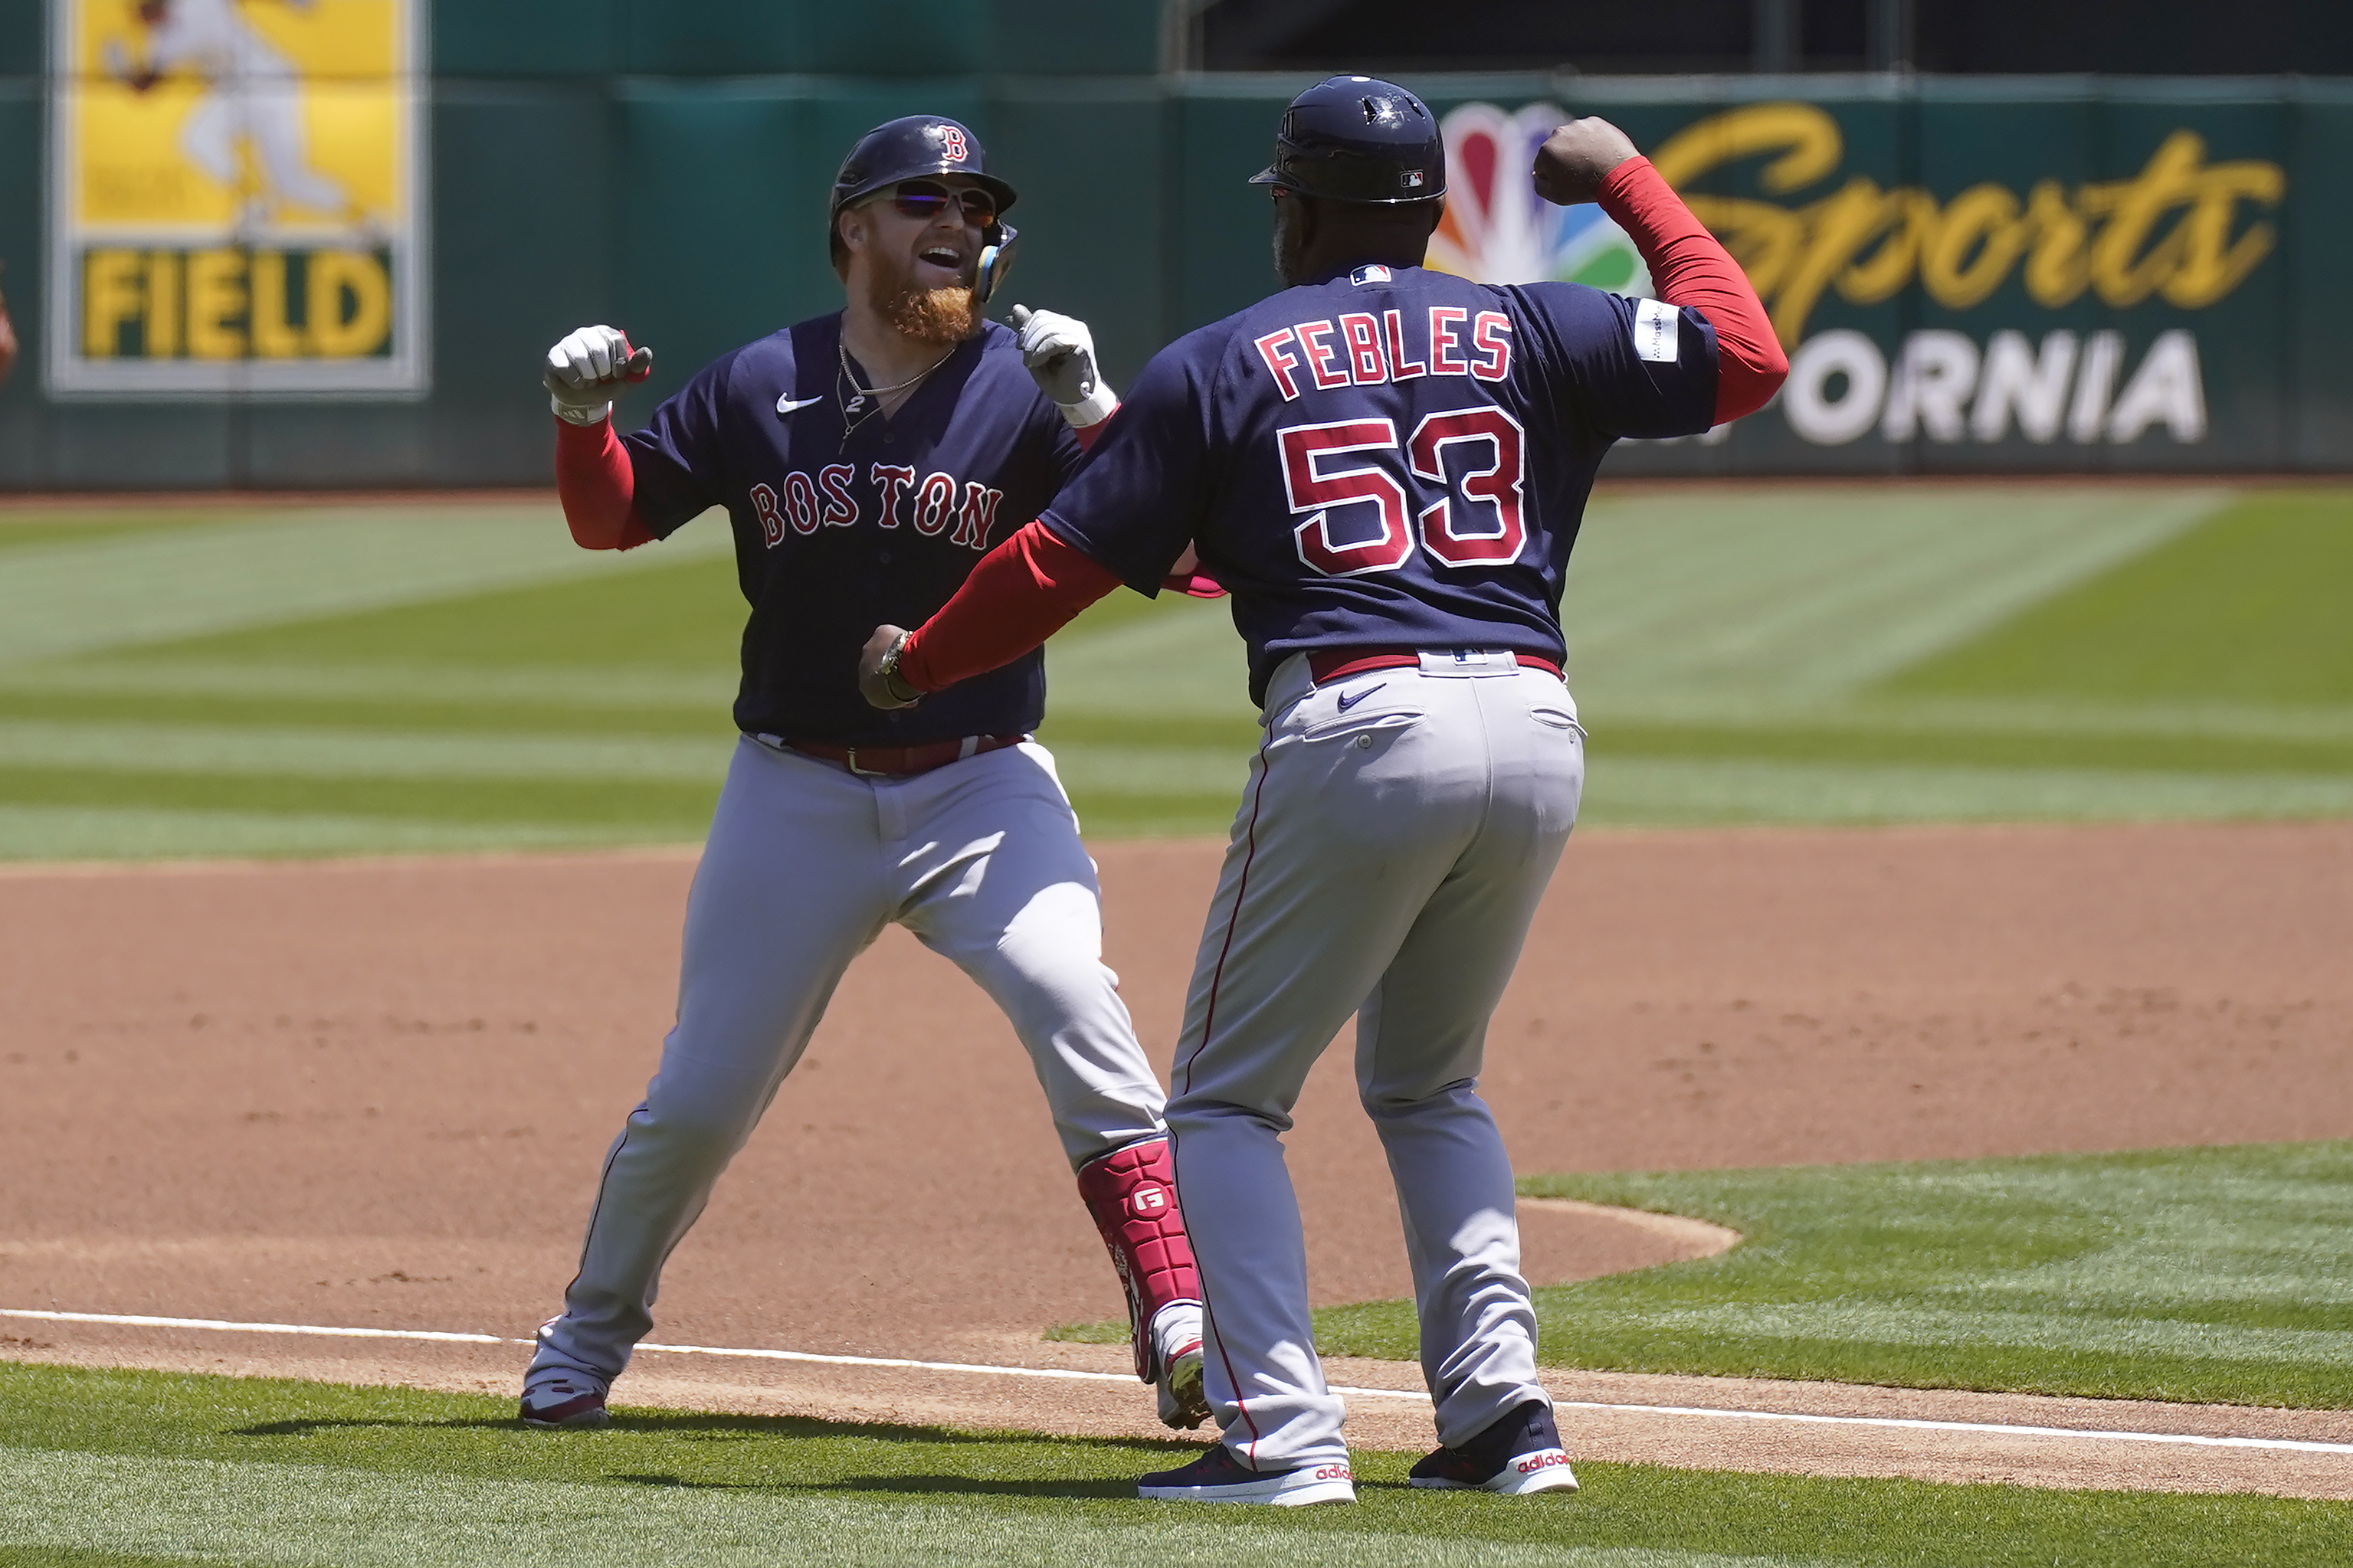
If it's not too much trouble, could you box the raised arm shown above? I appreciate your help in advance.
[545,325,657,551]
[1534,119,1787,423]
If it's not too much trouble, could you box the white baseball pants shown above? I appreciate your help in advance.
[530,736,1168,1389]
[1167,651,1585,1470]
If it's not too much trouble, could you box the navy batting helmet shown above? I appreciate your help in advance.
[830,115,1021,300]
[1250,76,1446,205]
[831,115,1018,221]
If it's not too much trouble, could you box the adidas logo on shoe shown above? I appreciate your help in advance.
[1138,1442,1355,1505]
[1409,1399,1579,1495]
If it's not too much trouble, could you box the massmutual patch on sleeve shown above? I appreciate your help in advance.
[1633,298,1680,364]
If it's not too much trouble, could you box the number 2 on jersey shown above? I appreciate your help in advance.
[1280,407,1527,577]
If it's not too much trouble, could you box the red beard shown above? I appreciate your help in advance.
[867,250,981,346]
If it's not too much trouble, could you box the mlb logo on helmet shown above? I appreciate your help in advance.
[1402,169,1425,188]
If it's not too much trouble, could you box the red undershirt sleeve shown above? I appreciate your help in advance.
[1597,156,1788,424]
[1067,405,1221,596]
[554,416,656,551]
[896,519,1124,692]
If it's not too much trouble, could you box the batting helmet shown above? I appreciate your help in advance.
[1250,76,1447,205]
[829,115,1021,301]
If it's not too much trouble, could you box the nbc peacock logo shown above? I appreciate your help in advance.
[1427,102,1651,298]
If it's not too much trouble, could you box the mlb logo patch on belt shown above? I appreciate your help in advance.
[1420,649,1519,676]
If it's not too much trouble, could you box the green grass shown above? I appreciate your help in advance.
[156,556,749,670]
[0,511,251,554]
[2,1363,2346,1566]
[1298,1141,2353,1411]
[1888,491,2353,705]
[0,484,2348,859]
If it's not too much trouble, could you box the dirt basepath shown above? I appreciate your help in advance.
[3,822,2349,1496]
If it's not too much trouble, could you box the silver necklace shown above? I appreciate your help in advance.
[837,339,954,448]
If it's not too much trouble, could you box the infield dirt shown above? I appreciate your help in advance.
[3,822,2349,1496]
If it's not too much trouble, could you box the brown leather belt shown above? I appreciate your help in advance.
[778,733,1028,777]
[1306,647,1564,685]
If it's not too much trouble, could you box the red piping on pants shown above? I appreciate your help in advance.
[1172,726,1275,1457]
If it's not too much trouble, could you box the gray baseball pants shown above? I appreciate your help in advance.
[1168,650,1585,1470]
[529,735,1168,1391]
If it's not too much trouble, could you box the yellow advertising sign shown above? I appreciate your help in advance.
[46,0,426,397]
[1647,103,2286,348]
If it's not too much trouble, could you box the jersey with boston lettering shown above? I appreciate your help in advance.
[1038,264,1719,705]
[625,316,1083,745]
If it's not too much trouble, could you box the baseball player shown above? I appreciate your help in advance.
[858,79,1787,1504]
[108,0,356,231]
[519,116,1207,1433]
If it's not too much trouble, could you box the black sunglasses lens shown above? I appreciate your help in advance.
[891,182,994,224]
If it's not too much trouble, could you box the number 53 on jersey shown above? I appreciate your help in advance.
[1280,407,1527,577]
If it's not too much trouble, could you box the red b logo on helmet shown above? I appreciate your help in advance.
[1129,1183,1168,1218]
[941,126,968,162]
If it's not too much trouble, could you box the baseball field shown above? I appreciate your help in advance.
[3,482,2351,1564]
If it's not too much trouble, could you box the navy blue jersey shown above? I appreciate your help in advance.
[1037,265,1719,705]
[624,316,1083,744]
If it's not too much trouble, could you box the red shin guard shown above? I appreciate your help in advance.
[1077,1135,1202,1382]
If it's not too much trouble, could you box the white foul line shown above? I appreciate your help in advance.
[2,1308,506,1345]
[11,1306,2353,1457]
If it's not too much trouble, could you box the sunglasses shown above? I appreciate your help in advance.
[883,180,998,226]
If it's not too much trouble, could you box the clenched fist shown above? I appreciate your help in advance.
[1010,304,1118,429]
[543,325,653,426]
[1531,118,1640,208]
[858,624,922,711]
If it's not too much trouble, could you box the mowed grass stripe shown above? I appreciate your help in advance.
[1889,491,2353,706]
[7,1366,2351,1568]
[1558,486,2230,700]
[0,721,741,784]
[0,1449,1795,1568]
[0,766,721,831]
[1578,756,2353,826]
[7,486,2348,858]
[1303,1141,2353,1410]
[0,658,734,714]
[0,509,257,555]
[1585,719,2353,775]
[0,806,670,861]
[0,509,732,669]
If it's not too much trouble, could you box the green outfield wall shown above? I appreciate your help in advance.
[1,0,2346,487]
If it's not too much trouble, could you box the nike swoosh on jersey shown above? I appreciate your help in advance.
[1335,684,1383,712]
[776,394,824,414]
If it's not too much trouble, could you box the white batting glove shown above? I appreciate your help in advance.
[1010,304,1117,429]
[543,325,652,426]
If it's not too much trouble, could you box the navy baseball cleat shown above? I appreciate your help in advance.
[519,1377,611,1429]
[1409,1399,1579,1494]
[1138,1444,1356,1505]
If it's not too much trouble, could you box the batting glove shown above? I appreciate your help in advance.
[1011,305,1117,429]
[544,325,652,426]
